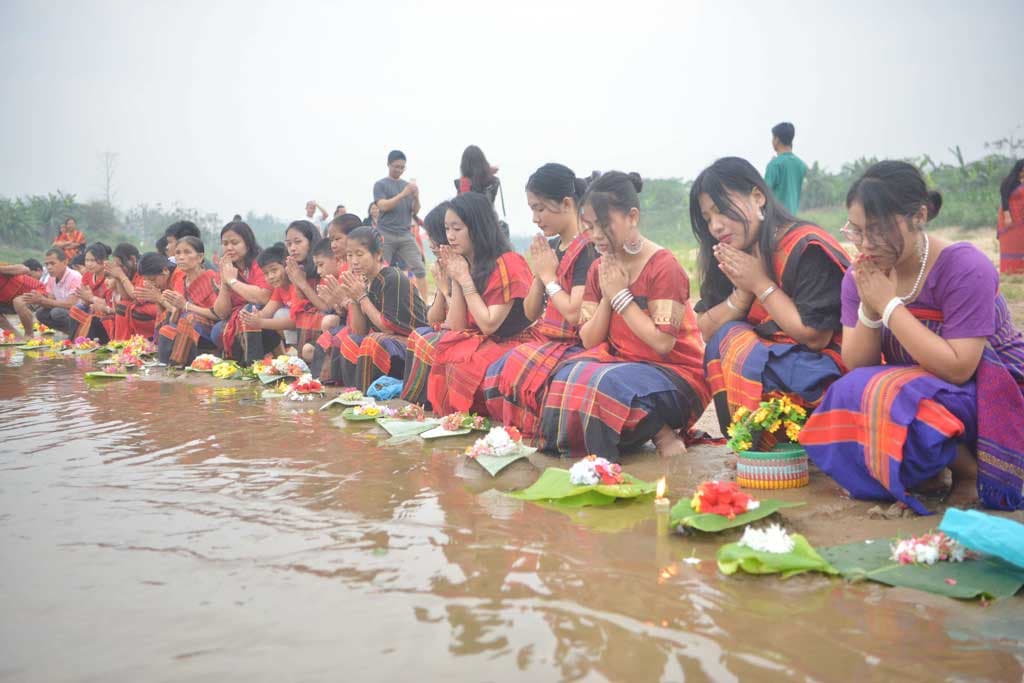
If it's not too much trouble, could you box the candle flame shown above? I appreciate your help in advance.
[656,476,666,499]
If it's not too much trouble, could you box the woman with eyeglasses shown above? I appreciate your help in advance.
[801,161,1024,513]
[691,157,850,436]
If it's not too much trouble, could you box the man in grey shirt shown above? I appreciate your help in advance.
[373,150,426,296]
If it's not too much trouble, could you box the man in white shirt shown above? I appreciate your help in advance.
[23,247,83,336]
[300,200,329,236]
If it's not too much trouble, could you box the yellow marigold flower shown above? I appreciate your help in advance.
[769,420,782,433]
[792,405,807,417]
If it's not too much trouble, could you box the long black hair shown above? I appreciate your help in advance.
[1001,160,1024,211]
[84,243,109,262]
[423,201,451,247]
[448,192,513,293]
[527,163,587,207]
[460,145,496,193]
[346,226,384,256]
[285,220,321,280]
[846,160,942,261]
[220,221,262,271]
[581,170,643,245]
[690,157,796,305]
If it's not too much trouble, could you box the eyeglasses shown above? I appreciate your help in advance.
[839,221,865,244]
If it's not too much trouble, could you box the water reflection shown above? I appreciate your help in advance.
[0,350,1021,682]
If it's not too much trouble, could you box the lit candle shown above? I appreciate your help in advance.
[654,476,670,511]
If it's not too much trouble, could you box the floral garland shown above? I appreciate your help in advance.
[466,426,523,458]
[568,455,624,485]
[737,523,795,554]
[690,481,760,519]
[190,353,221,371]
[889,532,968,566]
[727,395,807,452]
[440,412,490,432]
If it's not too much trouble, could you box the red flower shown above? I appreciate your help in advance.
[693,481,755,519]
[505,426,522,442]
[594,462,624,485]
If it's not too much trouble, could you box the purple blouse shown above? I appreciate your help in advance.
[841,242,998,339]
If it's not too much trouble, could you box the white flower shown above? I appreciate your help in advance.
[914,544,939,565]
[746,499,761,511]
[682,556,702,565]
[568,459,600,486]
[737,524,795,554]
[483,427,515,456]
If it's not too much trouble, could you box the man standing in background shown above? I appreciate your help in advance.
[373,150,426,297]
[765,122,807,214]
[301,200,329,236]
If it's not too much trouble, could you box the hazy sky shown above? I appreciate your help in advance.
[1,0,1020,236]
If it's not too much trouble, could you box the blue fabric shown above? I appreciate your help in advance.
[939,508,1024,570]
[367,375,403,400]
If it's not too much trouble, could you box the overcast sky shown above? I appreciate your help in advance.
[1,0,1020,236]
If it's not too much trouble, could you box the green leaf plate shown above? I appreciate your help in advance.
[507,468,656,508]
[421,426,472,439]
[375,417,441,437]
[342,407,383,421]
[717,533,839,578]
[470,446,537,477]
[819,539,1024,600]
[84,371,128,380]
[670,498,804,533]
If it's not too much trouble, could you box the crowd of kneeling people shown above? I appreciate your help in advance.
[2,158,1022,515]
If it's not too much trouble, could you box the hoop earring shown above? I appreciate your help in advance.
[623,234,645,256]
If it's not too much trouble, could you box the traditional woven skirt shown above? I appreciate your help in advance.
[705,321,843,433]
[336,327,408,392]
[538,359,706,461]
[400,326,445,407]
[482,337,581,438]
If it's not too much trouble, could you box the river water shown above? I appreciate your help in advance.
[0,350,1021,682]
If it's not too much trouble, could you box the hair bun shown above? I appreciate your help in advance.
[573,177,588,199]
[926,190,942,221]
[627,172,643,193]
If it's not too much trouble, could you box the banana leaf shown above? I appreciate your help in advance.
[819,539,1024,600]
[84,371,128,380]
[670,498,804,533]
[507,468,656,508]
[470,446,537,477]
[717,533,839,578]
[420,425,471,439]
[375,417,441,444]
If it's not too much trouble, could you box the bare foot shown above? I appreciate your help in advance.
[653,425,687,458]
[944,476,979,509]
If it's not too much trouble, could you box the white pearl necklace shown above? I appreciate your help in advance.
[899,232,929,303]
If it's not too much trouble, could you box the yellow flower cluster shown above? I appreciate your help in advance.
[726,395,809,453]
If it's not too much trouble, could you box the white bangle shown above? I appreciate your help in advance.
[611,288,634,314]
[757,284,777,303]
[545,281,563,298]
[725,291,741,313]
[857,303,882,329]
[881,297,904,328]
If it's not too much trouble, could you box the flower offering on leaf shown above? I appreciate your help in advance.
[250,355,273,375]
[690,481,760,519]
[34,323,51,334]
[24,336,48,348]
[289,373,324,394]
[190,353,221,371]
[1,330,17,343]
[737,523,796,554]
[568,455,625,486]
[353,404,382,417]
[727,395,807,452]
[395,404,426,421]
[441,412,466,431]
[110,351,144,369]
[889,531,968,566]
[339,389,364,401]
[212,360,241,379]
[441,412,491,432]
[465,425,524,458]
[72,336,100,351]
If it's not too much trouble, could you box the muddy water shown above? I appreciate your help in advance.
[0,350,1021,682]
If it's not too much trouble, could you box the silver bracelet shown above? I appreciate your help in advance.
[611,288,634,314]
[461,282,477,297]
[757,284,778,303]
[881,297,904,328]
[545,281,563,298]
[857,303,882,329]
[725,291,741,313]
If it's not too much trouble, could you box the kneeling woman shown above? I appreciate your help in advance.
[801,161,1024,513]
[329,227,428,390]
[538,172,710,460]
[212,221,272,361]
[691,157,849,435]
[484,163,597,437]
[157,236,220,365]
[426,192,534,415]
[69,243,113,342]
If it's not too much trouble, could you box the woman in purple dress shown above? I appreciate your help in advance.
[801,161,1024,514]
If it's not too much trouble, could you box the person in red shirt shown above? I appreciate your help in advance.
[0,263,46,338]
[52,217,87,261]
